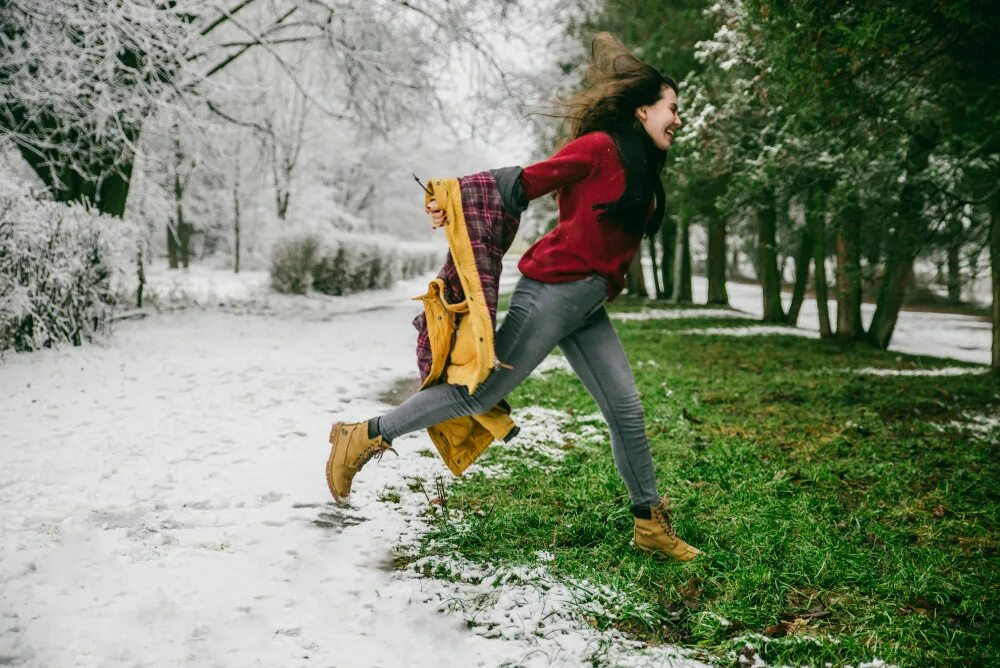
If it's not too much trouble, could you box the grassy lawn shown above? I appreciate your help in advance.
[415,297,999,666]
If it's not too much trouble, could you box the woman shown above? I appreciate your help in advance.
[328,33,702,562]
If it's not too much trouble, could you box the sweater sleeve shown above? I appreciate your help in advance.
[520,132,614,201]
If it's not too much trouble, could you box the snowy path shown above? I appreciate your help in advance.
[1,271,585,667]
[0,286,488,666]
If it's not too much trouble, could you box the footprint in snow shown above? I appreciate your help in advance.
[310,505,367,532]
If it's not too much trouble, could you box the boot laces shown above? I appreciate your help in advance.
[654,501,678,537]
[352,440,398,469]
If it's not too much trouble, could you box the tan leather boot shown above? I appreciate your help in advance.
[326,421,397,504]
[632,499,703,561]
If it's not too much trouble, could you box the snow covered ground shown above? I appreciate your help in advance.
[0,269,710,668]
[1,258,985,667]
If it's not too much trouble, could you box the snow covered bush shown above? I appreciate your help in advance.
[270,231,439,296]
[270,234,321,294]
[0,183,135,352]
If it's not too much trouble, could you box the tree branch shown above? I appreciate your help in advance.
[217,36,312,49]
[206,100,273,135]
[199,6,298,76]
[200,0,260,36]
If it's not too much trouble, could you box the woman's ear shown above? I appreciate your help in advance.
[635,105,648,122]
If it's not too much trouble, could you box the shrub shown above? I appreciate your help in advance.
[270,231,439,296]
[270,234,321,294]
[312,245,349,295]
[0,183,134,353]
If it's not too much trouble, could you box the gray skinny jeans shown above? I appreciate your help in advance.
[378,274,660,507]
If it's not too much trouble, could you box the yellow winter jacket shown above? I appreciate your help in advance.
[413,178,516,475]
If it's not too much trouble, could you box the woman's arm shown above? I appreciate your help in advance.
[429,132,612,227]
[487,132,611,218]
[490,166,528,216]
[489,132,612,217]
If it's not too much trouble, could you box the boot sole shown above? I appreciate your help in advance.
[631,538,702,562]
[326,422,348,505]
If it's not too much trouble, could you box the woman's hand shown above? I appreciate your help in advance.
[426,199,448,229]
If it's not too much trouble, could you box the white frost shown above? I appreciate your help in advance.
[611,308,754,322]
[853,366,986,377]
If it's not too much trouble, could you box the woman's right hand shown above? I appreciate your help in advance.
[426,199,448,229]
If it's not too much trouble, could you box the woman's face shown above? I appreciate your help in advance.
[635,85,681,151]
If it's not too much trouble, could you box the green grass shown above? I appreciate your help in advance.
[413,299,1000,666]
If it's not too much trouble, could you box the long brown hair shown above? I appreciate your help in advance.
[558,33,677,238]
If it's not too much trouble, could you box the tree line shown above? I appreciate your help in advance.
[581,0,999,371]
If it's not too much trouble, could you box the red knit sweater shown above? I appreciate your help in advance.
[517,131,648,300]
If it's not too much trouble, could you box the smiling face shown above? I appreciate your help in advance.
[635,85,681,151]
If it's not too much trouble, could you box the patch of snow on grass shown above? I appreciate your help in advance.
[854,366,986,377]
[611,308,753,322]
[387,554,709,668]
[530,353,574,376]
[465,406,591,478]
[949,411,1000,438]
[676,326,816,338]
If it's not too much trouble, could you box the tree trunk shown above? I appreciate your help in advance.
[10,108,139,217]
[808,187,832,337]
[671,213,692,303]
[276,188,290,221]
[136,248,145,309]
[707,216,729,305]
[170,166,187,269]
[990,186,999,373]
[626,250,648,297]
[167,218,180,270]
[648,236,663,298]
[835,202,864,340]
[660,211,676,299]
[787,225,812,325]
[169,137,193,269]
[947,233,962,303]
[169,191,194,268]
[756,192,785,322]
[234,159,241,273]
[868,128,937,348]
[180,223,192,269]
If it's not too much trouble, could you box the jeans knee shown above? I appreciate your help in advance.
[618,392,643,414]
[609,394,645,428]
[465,384,501,415]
